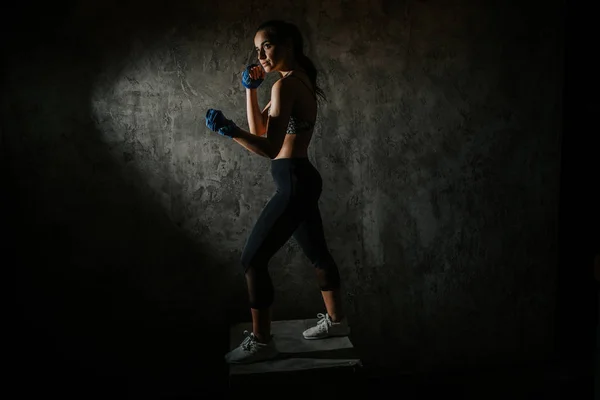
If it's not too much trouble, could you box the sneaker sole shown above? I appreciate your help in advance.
[302,331,350,340]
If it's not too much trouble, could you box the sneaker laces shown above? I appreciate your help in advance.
[240,330,258,351]
[315,313,332,333]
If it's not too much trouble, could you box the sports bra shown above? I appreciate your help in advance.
[267,74,316,134]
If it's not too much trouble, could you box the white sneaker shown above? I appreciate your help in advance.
[224,330,279,364]
[302,313,351,340]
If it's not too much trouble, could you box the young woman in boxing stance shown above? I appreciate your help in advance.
[205,20,350,364]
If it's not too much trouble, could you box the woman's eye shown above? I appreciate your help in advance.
[264,44,271,49]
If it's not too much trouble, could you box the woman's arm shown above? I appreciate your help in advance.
[235,79,293,158]
[231,128,272,158]
[246,89,271,136]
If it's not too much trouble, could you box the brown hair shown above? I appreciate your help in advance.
[256,20,326,101]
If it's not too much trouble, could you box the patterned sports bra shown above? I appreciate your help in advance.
[268,75,316,134]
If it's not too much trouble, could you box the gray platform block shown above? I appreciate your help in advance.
[228,318,362,379]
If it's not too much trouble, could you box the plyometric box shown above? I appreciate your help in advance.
[228,318,363,389]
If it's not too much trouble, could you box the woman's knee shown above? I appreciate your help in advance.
[241,250,267,273]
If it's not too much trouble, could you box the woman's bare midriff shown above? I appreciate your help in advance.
[273,131,314,159]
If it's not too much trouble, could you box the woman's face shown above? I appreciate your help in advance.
[254,30,289,73]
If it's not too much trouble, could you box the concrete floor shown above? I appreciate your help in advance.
[228,318,361,376]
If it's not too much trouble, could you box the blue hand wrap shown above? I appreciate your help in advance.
[205,109,238,139]
[242,64,264,89]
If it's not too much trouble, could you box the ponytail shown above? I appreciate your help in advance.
[256,20,327,102]
[295,52,327,101]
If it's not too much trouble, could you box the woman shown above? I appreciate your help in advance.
[205,20,350,364]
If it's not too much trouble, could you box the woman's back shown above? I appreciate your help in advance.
[272,70,318,160]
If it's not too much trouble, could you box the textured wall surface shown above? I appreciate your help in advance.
[4,0,562,389]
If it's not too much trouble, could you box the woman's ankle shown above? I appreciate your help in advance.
[330,314,345,323]
[254,333,271,344]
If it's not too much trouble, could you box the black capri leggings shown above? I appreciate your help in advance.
[240,157,341,309]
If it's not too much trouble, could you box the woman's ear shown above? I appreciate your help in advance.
[284,37,294,53]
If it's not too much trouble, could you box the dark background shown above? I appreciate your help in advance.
[2,0,596,398]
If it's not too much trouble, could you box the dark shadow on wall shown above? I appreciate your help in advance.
[555,1,599,398]
[3,0,237,396]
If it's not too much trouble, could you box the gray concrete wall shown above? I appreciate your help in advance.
[4,0,562,387]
